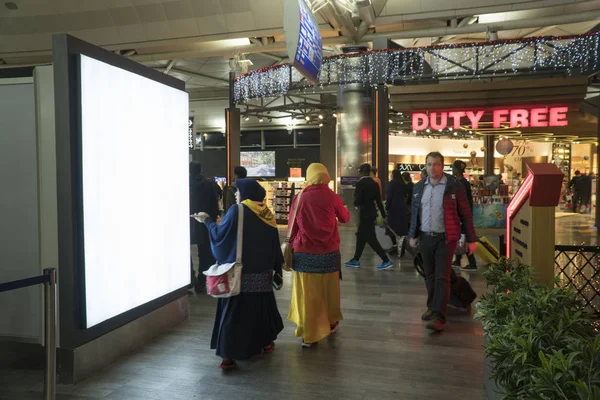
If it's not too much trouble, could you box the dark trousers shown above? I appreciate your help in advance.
[353,217,389,262]
[420,233,457,322]
[193,223,216,288]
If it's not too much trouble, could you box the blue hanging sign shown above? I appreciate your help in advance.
[284,0,323,86]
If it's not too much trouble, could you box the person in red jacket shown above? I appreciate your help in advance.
[408,152,477,333]
[287,163,351,347]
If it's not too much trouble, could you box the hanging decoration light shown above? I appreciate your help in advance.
[234,32,600,103]
[496,138,515,156]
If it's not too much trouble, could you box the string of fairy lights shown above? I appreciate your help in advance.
[234,32,600,104]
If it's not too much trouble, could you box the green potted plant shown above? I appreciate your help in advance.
[475,258,600,400]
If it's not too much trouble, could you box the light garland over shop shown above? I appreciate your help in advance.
[234,32,600,103]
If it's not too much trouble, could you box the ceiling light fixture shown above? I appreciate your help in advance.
[333,113,337,118]
[318,114,324,120]
[305,116,310,121]
[244,116,250,121]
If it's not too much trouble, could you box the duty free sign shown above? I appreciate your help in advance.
[412,107,569,131]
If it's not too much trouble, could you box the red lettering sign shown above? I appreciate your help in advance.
[411,107,569,131]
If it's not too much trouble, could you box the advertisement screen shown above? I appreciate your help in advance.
[284,0,323,85]
[241,151,276,177]
[79,55,190,328]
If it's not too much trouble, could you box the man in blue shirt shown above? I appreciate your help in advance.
[409,152,477,332]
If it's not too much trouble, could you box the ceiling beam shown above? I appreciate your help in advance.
[164,60,176,74]
[255,52,285,62]
[156,67,228,83]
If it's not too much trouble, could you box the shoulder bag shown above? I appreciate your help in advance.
[203,204,244,298]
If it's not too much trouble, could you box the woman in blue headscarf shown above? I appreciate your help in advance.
[195,178,284,370]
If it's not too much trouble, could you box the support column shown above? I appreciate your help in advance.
[337,83,371,223]
[485,135,495,176]
[320,123,337,192]
[337,83,371,179]
[372,84,389,195]
[226,70,240,186]
[596,109,600,228]
[225,108,240,186]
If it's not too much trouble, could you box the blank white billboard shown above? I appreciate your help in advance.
[79,55,190,328]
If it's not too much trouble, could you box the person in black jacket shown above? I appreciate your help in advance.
[386,169,409,256]
[402,172,414,208]
[190,163,219,293]
[345,163,393,271]
[451,160,477,270]
[223,166,247,213]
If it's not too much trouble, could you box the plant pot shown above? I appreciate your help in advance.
[484,334,505,400]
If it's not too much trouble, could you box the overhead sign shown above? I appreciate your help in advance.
[284,0,323,85]
[412,107,569,131]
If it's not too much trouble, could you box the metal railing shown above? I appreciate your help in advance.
[0,268,57,400]
[554,245,600,317]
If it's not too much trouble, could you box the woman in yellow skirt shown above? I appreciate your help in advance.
[287,163,351,347]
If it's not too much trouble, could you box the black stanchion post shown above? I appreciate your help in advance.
[43,268,57,400]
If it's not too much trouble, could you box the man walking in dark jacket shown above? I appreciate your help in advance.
[223,166,247,213]
[190,163,219,293]
[408,152,477,332]
[452,160,477,270]
[345,163,393,271]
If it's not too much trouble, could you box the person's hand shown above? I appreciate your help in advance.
[409,238,419,249]
[466,242,477,255]
[193,212,210,223]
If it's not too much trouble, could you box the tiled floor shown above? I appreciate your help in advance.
[2,213,596,400]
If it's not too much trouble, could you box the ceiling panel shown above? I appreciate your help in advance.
[249,0,284,28]
[421,0,458,13]
[103,0,135,8]
[190,0,224,17]
[0,0,55,17]
[108,7,140,25]
[51,0,106,14]
[75,27,122,45]
[162,0,194,20]
[195,15,228,34]
[384,0,422,15]
[223,11,257,32]
[220,0,252,12]
[116,24,147,43]
[135,3,167,23]
[143,21,171,41]
[168,19,201,37]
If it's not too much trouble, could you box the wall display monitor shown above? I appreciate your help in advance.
[284,0,323,85]
[241,151,276,177]
[79,54,190,329]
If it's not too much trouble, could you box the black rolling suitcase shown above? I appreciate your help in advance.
[413,253,477,309]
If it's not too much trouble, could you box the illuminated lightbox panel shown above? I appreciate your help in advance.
[79,55,190,328]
